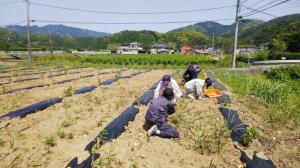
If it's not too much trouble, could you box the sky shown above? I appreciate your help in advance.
[0,0,299,33]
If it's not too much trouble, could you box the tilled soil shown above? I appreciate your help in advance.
[93,72,299,168]
[0,69,171,167]
[95,95,241,168]
[0,68,298,168]
[0,68,133,115]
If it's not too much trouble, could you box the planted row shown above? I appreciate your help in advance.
[0,70,144,120]
[0,69,128,95]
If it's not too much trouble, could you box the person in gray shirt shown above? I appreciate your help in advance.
[145,88,179,138]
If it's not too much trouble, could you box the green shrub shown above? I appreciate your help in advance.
[266,66,300,80]
[253,51,269,61]
[285,52,300,60]
[269,52,300,60]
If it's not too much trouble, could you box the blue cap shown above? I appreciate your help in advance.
[162,74,171,82]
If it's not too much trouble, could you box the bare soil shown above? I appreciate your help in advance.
[0,68,171,167]
[0,68,299,168]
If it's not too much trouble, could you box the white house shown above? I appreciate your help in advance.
[150,44,174,54]
[237,48,258,54]
[117,42,144,54]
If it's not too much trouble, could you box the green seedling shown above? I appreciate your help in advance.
[61,120,72,128]
[0,139,5,147]
[63,86,74,97]
[45,136,56,147]
[57,129,66,139]
[241,127,259,146]
[93,150,116,168]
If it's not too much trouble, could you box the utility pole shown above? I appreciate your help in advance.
[25,0,32,64]
[48,32,53,56]
[212,32,215,57]
[232,0,241,68]
[221,43,224,59]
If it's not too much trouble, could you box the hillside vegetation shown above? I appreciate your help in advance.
[1,14,299,54]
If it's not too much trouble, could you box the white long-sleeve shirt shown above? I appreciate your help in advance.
[154,79,182,99]
[184,79,205,97]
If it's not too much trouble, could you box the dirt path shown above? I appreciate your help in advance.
[0,69,172,167]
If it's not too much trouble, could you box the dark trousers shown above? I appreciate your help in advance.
[146,120,179,138]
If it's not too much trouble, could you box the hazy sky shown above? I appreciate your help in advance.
[0,0,299,33]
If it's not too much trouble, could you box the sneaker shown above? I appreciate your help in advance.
[147,125,158,136]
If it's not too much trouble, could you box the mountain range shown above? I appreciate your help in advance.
[3,13,299,39]
[1,13,299,52]
[168,19,265,36]
[4,24,108,37]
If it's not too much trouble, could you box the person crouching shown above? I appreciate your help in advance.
[184,78,212,99]
[145,88,179,138]
[154,74,182,103]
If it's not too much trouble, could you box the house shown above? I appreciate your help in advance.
[117,42,144,54]
[259,43,269,50]
[150,44,174,54]
[180,45,197,55]
[180,45,213,55]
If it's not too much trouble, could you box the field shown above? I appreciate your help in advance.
[0,54,299,168]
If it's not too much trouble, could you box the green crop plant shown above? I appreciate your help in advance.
[193,124,230,154]
[63,86,74,97]
[57,129,66,139]
[60,120,72,128]
[0,139,5,147]
[33,54,217,69]
[241,127,259,146]
[93,150,116,168]
[44,136,56,147]
[57,130,73,140]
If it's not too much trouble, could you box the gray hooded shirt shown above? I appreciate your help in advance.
[145,96,173,124]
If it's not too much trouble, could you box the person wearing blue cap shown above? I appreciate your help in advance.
[184,77,212,99]
[181,64,198,83]
[154,74,182,103]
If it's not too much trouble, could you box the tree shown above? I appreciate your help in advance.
[107,43,120,51]
[269,38,287,59]
[168,30,209,49]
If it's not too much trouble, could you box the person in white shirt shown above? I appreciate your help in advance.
[154,74,182,103]
[184,78,212,99]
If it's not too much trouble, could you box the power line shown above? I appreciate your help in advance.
[30,2,236,15]
[31,18,234,25]
[241,5,277,17]
[244,0,291,17]
[241,0,249,4]
[248,0,268,8]
[243,0,282,16]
